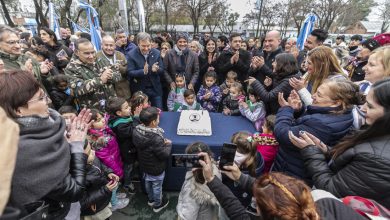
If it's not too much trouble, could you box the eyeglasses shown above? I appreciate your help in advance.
[3,40,20,46]
[28,94,50,103]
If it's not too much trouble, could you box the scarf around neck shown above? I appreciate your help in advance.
[136,124,165,138]
[12,109,71,205]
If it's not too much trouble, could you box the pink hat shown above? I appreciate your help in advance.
[372,33,390,46]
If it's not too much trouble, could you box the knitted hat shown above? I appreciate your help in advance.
[362,39,381,51]
[372,33,390,46]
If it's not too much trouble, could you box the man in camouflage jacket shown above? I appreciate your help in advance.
[64,38,121,110]
[96,35,130,99]
[0,25,53,93]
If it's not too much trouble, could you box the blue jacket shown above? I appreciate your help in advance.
[272,106,354,185]
[116,41,136,56]
[127,48,164,96]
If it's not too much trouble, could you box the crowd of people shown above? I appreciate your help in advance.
[0,22,390,220]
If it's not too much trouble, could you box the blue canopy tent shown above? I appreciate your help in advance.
[297,13,317,51]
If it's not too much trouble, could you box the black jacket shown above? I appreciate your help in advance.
[44,43,73,73]
[196,51,219,90]
[301,135,390,209]
[80,158,112,216]
[251,71,301,114]
[43,153,87,220]
[132,126,172,176]
[222,95,241,116]
[250,47,284,83]
[349,60,367,82]
[216,49,251,84]
[207,174,367,220]
[108,116,140,164]
[49,87,75,110]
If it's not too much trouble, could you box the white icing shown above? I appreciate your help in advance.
[177,110,212,136]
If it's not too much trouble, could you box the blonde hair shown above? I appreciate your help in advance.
[306,46,345,93]
[161,42,171,49]
[370,46,390,77]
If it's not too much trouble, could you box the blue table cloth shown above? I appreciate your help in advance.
[159,111,256,190]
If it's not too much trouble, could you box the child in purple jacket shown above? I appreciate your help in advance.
[197,71,222,112]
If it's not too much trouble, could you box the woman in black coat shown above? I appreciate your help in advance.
[196,38,219,91]
[0,70,91,219]
[40,27,73,73]
[247,53,301,115]
[289,78,390,209]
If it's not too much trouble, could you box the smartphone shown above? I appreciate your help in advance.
[219,143,237,170]
[172,154,203,168]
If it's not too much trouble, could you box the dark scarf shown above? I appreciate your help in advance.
[11,109,71,205]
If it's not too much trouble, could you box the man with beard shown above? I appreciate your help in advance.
[164,33,199,91]
[96,35,130,99]
[346,38,380,82]
[216,33,250,84]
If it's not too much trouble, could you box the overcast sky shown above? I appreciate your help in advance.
[226,0,384,22]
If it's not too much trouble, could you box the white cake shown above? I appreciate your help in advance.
[177,110,212,136]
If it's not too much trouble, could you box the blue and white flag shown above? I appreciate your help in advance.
[77,0,102,51]
[71,21,88,33]
[297,13,317,51]
[255,0,262,10]
[49,1,61,39]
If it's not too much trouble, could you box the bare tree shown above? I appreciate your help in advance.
[219,11,239,35]
[32,0,49,29]
[289,0,312,33]
[180,0,215,34]
[379,0,390,33]
[0,0,17,27]
[204,0,226,35]
[313,0,353,31]
[161,0,171,31]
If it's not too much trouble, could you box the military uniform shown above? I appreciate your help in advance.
[64,57,122,110]
[96,51,131,99]
[0,50,52,93]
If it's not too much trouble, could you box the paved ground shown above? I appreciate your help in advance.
[112,186,179,220]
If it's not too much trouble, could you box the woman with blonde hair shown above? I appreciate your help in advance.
[160,42,171,59]
[360,46,390,94]
[289,46,346,105]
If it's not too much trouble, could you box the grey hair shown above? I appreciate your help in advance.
[191,40,204,52]
[137,32,151,44]
[116,29,126,35]
[0,25,18,42]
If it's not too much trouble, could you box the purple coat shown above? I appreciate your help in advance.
[88,127,124,179]
[197,84,222,112]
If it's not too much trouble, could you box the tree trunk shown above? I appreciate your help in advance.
[0,0,15,27]
[163,0,169,31]
[60,0,72,27]
[33,0,49,28]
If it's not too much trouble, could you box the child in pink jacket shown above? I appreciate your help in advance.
[253,115,279,172]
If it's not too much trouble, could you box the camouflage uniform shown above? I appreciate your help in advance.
[96,51,131,99]
[0,50,52,93]
[64,57,122,110]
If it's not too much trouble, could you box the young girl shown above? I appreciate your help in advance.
[239,88,266,131]
[177,142,221,220]
[87,109,126,211]
[197,71,222,112]
[174,89,202,112]
[130,91,151,119]
[167,73,186,111]
[222,82,245,116]
[220,131,264,219]
[50,74,78,110]
[253,115,279,173]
